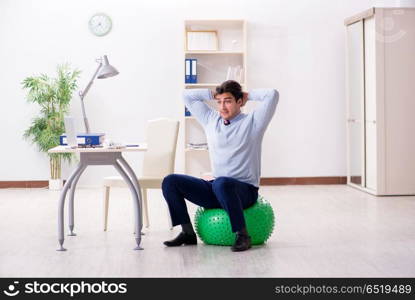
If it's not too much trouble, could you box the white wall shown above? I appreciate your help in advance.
[0,0,401,186]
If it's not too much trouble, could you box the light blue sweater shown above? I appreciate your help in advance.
[183,88,279,187]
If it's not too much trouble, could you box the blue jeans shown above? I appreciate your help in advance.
[162,174,258,232]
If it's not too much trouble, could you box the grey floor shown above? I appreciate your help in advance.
[0,185,414,277]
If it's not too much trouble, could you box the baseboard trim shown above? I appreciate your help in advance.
[0,181,49,188]
[260,176,347,185]
[0,177,347,189]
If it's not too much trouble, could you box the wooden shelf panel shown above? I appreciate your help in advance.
[185,51,244,55]
[185,83,246,87]
[185,19,245,26]
[185,148,209,152]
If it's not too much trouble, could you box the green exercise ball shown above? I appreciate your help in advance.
[194,195,275,246]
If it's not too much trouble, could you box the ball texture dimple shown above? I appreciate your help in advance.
[194,195,275,246]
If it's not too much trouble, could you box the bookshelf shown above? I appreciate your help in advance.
[183,19,247,177]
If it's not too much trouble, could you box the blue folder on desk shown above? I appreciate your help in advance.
[60,133,105,146]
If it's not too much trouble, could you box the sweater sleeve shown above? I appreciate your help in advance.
[249,89,279,133]
[183,89,218,127]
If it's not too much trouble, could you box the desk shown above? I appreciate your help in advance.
[48,144,147,251]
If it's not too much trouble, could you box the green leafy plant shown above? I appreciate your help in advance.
[22,64,81,180]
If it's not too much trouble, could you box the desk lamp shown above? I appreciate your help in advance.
[78,55,119,133]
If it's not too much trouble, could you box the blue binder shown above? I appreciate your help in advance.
[60,133,105,146]
[190,59,197,83]
[185,106,191,117]
[185,59,191,83]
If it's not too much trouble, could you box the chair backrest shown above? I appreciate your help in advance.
[142,118,179,178]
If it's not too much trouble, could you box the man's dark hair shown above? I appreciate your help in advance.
[215,80,243,102]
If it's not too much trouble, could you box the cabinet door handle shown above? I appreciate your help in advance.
[366,120,377,124]
[347,118,357,122]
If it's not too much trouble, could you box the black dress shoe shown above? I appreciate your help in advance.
[231,234,252,252]
[163,232,197,247]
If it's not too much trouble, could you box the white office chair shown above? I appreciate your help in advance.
[102,118,179,230]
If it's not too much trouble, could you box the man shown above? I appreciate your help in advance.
[162,80,279,251]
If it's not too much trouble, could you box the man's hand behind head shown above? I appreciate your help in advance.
[241,92,249,107]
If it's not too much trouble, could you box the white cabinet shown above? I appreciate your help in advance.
[345,7,415,195]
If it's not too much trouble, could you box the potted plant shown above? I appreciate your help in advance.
[22,64,81,190]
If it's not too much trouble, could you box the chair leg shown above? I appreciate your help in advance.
[142,188,150,228]
[103,185,110,231]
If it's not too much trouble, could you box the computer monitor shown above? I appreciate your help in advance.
[64,116,78,148]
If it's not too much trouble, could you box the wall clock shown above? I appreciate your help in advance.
[88,13,112,37]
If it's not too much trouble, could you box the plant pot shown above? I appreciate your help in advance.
[49,179,63,190]
[49,155,62,190]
